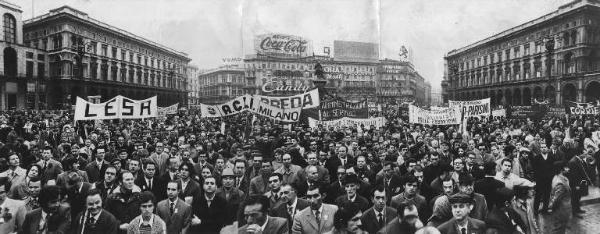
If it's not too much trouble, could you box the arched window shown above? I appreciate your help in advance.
[3,13,15,43]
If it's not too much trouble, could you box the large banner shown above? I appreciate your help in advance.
[449,98,491,117]
[509,104,565,120]
[308,117,386,129]
[74,95,158,121]
[199,89,319,122]
[566,101,599,115]
[320,98,368,120]
[199,95,255,118]
[492,109,506,117]
[158,103,179,117]
[409,105,460,125]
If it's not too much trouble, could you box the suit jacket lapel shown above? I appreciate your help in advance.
[32,210,42,233]
[306,210,319,231]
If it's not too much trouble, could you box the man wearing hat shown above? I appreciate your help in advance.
[216,167,246,224]
[334,174,370,212]
[457,173,487,221]
[437,193,486,234]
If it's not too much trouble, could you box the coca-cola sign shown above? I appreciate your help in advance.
[255,34,312,58]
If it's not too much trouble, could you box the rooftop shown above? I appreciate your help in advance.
[23,5,188,59]
[446,0,600,57]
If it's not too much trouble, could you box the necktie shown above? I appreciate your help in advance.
[287,206,294,217]
[235,177,240,188]
[170,202,175,214]
[87,215,96,226]
[148,179,152,190]
[461,228,466,234]
[377,213,384,227]
[314,210,321,227]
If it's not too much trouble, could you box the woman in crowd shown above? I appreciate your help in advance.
[127,191,167,234]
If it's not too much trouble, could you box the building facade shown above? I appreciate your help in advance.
[443,0,600,107]
[198,64,245,104]
[186,64,199,106]
[378,59,430,106]
[23,6,190,109]
[0,1,49,110]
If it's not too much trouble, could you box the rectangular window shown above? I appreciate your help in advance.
[37,54,44,61]
[101,45,108,56]
[38,63,44,78]
[26,52,34,59]
[26,61,34,77]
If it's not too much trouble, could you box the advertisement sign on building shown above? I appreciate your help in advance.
[254,34,313,58]
[333,40,379,63]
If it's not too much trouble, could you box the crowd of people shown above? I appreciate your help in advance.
[0,108,597,234]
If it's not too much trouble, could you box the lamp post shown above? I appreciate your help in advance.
[544,36,555,103]
[68,39,92,108]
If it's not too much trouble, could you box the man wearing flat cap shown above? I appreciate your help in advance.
[437,193,486,234]
[334,174,370,212]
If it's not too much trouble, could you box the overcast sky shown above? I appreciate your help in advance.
[18,0,571,91]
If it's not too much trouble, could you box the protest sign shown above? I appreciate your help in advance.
[199,95,255,118]
[74,95,158,121]
[158,103,179,117]
[449,98,491,117]
[252,99,302,122]
[409,105,460,125]
[308,117,386,129]
[566,101,599,115]
[254,88,320,109]
[320,98,368,120]
[492,109,506,117]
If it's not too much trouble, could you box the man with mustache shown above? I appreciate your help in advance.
[74,189,119,234]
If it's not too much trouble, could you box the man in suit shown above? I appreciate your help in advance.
[189,176,227,233]
[264,173,284,209]
[292,185,338,234]
[157,181,192,234]
[239,195,289,234]
[73,189,119,234]
[160,157,180,183]
[85,147,110,183]
[37,146,63,181]
[326,167,346,204]
[334,174,370,211]
[361,186,397,234]
[437,193,486,234]
[135,160,166,201]
[270,183,310,231]
[65,170,94,230]
[94,165,119,201]
[20,185,71,234]
[296,152,330,184]
[568,146,594,217]
[249,160,275,196]
[474,161,505,211]
[0,153,26,186]
[531,142,556,214]
[325,146,355,176]
[0,177,26,234]
[234,159,251,194]
[274,153,302,185]
[23,178,41,211]
[295,165,322,198]
[375,162,404,201]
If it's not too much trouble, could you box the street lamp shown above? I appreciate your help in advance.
[544,36,555,103]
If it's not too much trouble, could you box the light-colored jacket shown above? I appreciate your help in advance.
[127,214,167,234]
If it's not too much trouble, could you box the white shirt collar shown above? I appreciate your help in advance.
[260,215,270,231]
[312,205,324,216]
[89,210,102,221]
[457,219,468,232]
[290,198,297,208]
